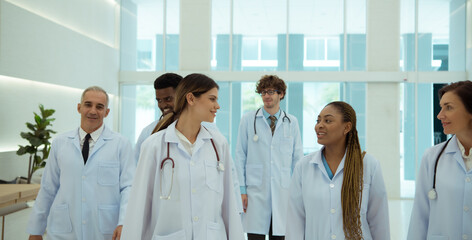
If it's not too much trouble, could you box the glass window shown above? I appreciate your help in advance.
[261,38,278,60]
[416,0,466,71]
[211,0,231,71]
[242,38,259,60]
[289,0,343,71]
[137,39,153,70]
[120,0,179,71]
[233,0,286,71]
[344,0,366,71]
[306,39,325,61]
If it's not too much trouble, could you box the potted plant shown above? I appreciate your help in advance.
[17,104,56,184]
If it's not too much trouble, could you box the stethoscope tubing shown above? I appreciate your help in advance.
[253,107,291,141]
[429,136,453,200]
[159,129,223,200]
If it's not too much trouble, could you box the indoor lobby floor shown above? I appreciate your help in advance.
[1,199,414,240]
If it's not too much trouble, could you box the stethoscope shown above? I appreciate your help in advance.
[428,137,453,200]
[253,108,291,142]
[160,135,224,200]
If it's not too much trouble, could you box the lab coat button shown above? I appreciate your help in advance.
[466,177,471,182]
[193,216,199,222]
[82,176,85,180]
[190,161,195,166]
[331,234,336,239]
[192,188,196,193]
[463,234,468,239]
[329,184,334,188]
[82,198,86,202]
[330,208,336,214]
[464,206,470,212]
[82,221,86,225]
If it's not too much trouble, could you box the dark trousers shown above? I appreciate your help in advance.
[247,218,285,240]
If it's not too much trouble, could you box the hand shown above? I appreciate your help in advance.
[112,225,123,240]
[241,194,248,213]
[29,235,43,240]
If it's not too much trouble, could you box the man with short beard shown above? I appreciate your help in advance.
[134,73,182,162]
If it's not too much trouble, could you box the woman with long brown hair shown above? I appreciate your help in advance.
[408,80,472,239]
[121,73,244,240]
[286,101,390,240]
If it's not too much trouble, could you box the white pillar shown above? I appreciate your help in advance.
[366,0,401,199]
[180,0,211,71]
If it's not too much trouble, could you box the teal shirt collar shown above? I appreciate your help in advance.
[261,107,281,120]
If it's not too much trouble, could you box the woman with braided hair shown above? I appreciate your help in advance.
[286,101,390,240]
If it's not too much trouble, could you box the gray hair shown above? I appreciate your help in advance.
[81,86,109,107]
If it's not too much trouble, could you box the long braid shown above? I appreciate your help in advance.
[328,101,364,240]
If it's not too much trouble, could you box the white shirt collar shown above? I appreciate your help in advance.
[456,137,472,159]
[175,127,196,156]
[79,124,104,143]
[456,137,472,172]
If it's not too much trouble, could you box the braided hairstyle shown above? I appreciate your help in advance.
[326,101,364,240]
[152,73,219,133]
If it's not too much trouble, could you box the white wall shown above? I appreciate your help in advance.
[0,0,120,180]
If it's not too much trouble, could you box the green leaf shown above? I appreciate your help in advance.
[34,114,41,125]
[20,132,30,140]
[17,146,27,155]
[30,137,42,147]
[26,123,36,131]
[44,109,55,118]
[25,146,36,154]
[34,155,42,164]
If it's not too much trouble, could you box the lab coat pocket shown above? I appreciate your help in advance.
[427,236,448,240]
[152,229,186,240]
[281,167,292,188]
[361,183,370,214]
[207,221,227,240]
[49,204,72,233]
[98,162,120,186]
[205,160,223,192]
[246,164,263,186]
[98,204,119,234]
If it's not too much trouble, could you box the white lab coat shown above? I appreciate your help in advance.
[134,119,158,162]
[407,135,472,240]
[286,150,390,240]
[134,120,244,214]
[121,121,244,240]
[234,109,303,236]
[27,126,135,240]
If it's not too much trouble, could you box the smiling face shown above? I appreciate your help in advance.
[190,87,220,123]
[437,91,472,136]
[261,88,284,111]
[315,105,352,148]
[77,90,110,133]
[156,87,176,116]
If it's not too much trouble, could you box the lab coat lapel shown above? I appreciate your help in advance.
[165,121,189,157]
[445,136,468,172]
[69,129,82,156]
[312,150,331,181]
[193,126,212,156]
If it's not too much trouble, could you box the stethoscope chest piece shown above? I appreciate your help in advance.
[218,162,225,172]
[428,188,437,200]
[253,135,259,142]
